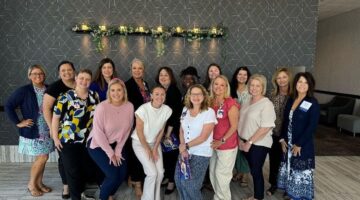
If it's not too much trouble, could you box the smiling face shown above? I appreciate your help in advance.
[75,72,92,90]
[208,66,221,80]
[59,63,75,82]
[190,87,204,106]
[151,87,166,108]
[182,75,195,89]
[131,61,144,80]
[101,62,114,80]
[29,67,45,86]
[237,69,248,84]
[109,82,124,104]
[276,71,290,88]
[212,77,227,97]
[249,79,263,97]
[159,69,171,88]
[296,76,309,96]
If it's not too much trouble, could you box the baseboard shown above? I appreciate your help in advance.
[0,145,58,163]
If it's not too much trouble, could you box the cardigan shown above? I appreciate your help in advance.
[5,84,46,139]
[280,96,320,160]
[125,77,150,111]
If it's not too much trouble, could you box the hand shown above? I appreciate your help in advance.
[280,140,288,153]
[211,139,222,149]
[116,155,125,165]
[242,141,252,152]
[238,140,245,150]
[53,137,63,152]
[110,155,120,166]
[181,150,189,160]
[179,143,186,153]
[145,146,153,161]
[163,138,173,146]
[291,145,301,157]
[152,148,159,162]
[16,119,34,128]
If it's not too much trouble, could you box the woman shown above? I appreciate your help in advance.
[87,78,134,200]
[209,75,240,200]
[230,66,252,186]
[175,84,217,200]
[5,64,54,197]
[277,72,319,200]
[266,68,292,196]
[131,86,172,200]
[90,58,118,102]
[43,60,76,199]
[180,66,200,95]
[52,69,101,200]
[155,67,183,195]
[203,63,222,90]
[238,74,276,200]
[125,58,150,198]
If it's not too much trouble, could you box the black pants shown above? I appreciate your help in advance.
[163,149,179,182]
[268,135,282,187]
[243,145,269,200]
[60,143,103,200]
[57,150,67,185]
[125,138,145,182]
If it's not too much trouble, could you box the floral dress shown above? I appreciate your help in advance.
[277,110,314,200]
[18,86,54,156]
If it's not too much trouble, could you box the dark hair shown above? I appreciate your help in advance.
[57,60,75,71]
[93,58,117,90]
[292,72,316,99]
[203,63,222,89]
[77,68,92,78]
[180,66,200,79]
[155,66,177,86]
[230,66,251,98]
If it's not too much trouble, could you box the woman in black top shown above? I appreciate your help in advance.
[155,66,183,194]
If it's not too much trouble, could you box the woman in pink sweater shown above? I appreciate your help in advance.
[87,78,134,200]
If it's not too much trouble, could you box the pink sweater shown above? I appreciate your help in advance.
[88,100,134,159]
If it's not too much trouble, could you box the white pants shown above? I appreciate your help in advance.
[132,139,164,200]
[210,147,238,200]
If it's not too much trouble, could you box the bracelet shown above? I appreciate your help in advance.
[221,137,226,144]
[185,143,190,150]
[248,140,253,145]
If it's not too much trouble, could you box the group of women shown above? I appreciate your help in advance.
[5,58,319,200]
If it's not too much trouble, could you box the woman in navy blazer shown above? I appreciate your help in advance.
[5,64,54,197]
[277,72,320,200]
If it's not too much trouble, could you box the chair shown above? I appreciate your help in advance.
[319,96,355,125]
[337,109,360,137]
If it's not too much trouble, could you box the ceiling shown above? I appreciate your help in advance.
[319,0,360,20]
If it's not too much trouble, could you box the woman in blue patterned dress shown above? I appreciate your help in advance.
[277,72,320,200]
[5,64,54,197]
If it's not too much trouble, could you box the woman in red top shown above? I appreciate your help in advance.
[209,75,240,200]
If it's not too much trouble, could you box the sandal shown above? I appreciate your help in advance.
[266,186,277,196]
[28,187,43,197]
[40,184,52,193]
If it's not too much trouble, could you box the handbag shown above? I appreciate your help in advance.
[161,132,179,152]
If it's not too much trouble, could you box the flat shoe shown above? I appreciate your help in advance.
[62,190,70,199]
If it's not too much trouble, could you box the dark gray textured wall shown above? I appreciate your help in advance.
[0,0,318,144]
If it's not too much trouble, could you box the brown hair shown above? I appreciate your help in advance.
[271,67,292,96]
[184,84,211,111]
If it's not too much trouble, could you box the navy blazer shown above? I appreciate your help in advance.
[5,84,46,139]
[280,96,320,161]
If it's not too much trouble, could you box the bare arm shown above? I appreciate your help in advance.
[43,94,56,136]
[135,115,152,159]
[242,127,272,152]
[51,115,62,151]
[212,105,239,149]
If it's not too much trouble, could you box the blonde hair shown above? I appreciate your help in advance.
[107,78,128,103]
[184,84,210,111]
[209,75,231,101]
[248,74,267,96]
[130,58,145,70]
[271,67,292,96]
[28,64,46,78]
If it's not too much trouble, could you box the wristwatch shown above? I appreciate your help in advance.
[221,138,226,144]
[185,143,190,150]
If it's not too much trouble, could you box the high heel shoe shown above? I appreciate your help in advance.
[62,189,70,199]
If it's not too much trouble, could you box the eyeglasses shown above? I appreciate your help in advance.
[190,93,203,97]
[30,73,45,76]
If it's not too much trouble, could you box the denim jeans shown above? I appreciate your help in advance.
[88,144,127,200]
[174,155,210,200]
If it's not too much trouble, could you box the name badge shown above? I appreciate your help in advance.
[299,100,312,112]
